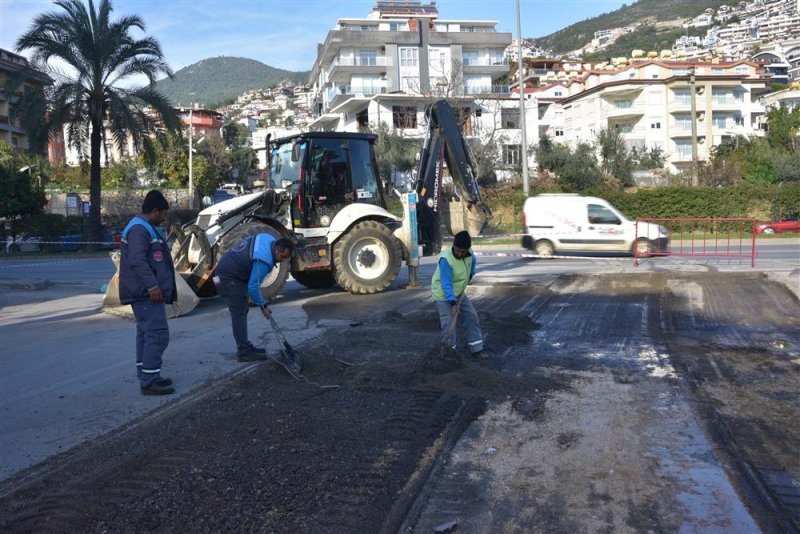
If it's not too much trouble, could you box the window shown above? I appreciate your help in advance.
[554,90,563,96]
[673,89,691,105]
[675,115,692,130]
[614,99,633,109]
[588,204,621,225]
[712,115,728,129]
[400,47,418,67]
[360,24,377,31]
[500,108,520,129]
[462,51,478,66]
[358,49,377,66]
[675,140,692,159]
[502,144,521,166]
[393,106,417,128]
[554,129,564,137]
[10,136,18,146]
[650,122,661,129]
[389,22,406,31]
[401,76,420,93]
[614,123,632,133]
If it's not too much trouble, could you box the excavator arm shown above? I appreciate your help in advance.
[414,99,492,256]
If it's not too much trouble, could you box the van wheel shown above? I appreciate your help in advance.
[634,238,652,256]
[534,240,554,258]
[9,243,20,253]
[332,221,402,294]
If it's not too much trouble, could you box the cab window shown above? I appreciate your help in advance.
[270,142,304,188]
[349,138,381,206]
[588,204,621,225]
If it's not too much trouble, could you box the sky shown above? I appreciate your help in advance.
[1,0,629,73]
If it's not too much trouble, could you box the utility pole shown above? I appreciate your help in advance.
[188,105,194,209]
[517,0,529,196]
[689,66,699,186]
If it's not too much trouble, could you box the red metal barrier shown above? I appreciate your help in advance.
[635,218,756,267]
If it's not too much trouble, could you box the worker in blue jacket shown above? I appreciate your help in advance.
[119,190,176,395]
[431,230,484,357]
[215,233,294,361]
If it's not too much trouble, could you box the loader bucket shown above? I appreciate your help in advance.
[445,197,492,237]
[101,251,200,318]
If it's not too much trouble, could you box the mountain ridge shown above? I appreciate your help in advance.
[533,0,733,56]
[155,57,309,107]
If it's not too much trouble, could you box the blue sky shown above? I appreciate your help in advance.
[1,0,628,72]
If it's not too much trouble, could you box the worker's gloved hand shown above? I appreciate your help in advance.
[260,305,272,318]
[450,301,460,316]
[148,286,163,303]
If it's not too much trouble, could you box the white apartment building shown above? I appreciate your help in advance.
[306,0,535,180]
[556,61,769,173]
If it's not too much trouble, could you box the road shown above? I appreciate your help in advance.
[0,241,798,531]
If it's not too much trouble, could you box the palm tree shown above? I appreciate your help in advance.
[16,0,181,247]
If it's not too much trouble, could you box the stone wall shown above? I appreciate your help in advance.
[47,189,192,216]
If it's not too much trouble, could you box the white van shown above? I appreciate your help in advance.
[521,194,669,257]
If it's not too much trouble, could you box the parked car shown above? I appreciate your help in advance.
[754,215,800,235]
[521,194,669,257]
[3,236,42,253]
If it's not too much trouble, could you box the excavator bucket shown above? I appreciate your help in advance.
[445,197,492,237]
[101,250,200,318]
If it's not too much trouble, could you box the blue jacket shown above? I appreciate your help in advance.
[118,216,176,304]
[215,233,277,307]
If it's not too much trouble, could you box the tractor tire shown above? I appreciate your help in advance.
[217,222,289,302]
[332,220,402,294]
[292,270,336,289]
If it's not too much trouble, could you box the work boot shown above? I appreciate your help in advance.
[140,382,175,395]
[155,377,173,386]
[238,345,267,362]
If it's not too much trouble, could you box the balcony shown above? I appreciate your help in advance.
[327,55,389,81]
[463,85,510,95]
[604,103,646,120]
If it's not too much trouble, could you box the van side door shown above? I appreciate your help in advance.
[584,203,627,251]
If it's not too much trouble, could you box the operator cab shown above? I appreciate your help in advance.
[269,132,385,232]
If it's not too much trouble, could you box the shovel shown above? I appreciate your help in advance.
[268,315,303,376]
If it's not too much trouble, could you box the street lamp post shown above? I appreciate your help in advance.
[689,66,699,186]
[188,104,194,209]
[516,0,529,196]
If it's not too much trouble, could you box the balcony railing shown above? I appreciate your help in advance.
[462,58,508,66]
[337,85,387,96]
[463,85,510,95]
[331,56,388,67]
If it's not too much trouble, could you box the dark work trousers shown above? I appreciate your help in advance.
[435,295,483,353]
[217,278,252,353]
[131,299,169,387]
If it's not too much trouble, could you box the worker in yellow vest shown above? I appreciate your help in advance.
[431,231,484,357]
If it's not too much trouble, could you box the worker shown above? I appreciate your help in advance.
[119,190,176,396]
[431,230,484,357]
[215,233,294,361]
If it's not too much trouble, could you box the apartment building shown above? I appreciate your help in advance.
[0,48,51,153]
[305,1,534,180]
[557,61,770,173]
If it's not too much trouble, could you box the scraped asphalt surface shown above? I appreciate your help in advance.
[0,242,798,532]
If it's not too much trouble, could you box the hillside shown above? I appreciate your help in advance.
[534,0,731,55]
[155,57,309,107]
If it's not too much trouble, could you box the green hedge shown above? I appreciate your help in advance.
[484,183,800,233]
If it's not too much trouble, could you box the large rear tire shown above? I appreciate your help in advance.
[332,220,402,294]
[217,222,289,302]
[292,270,336,289]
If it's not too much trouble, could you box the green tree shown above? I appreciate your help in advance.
[596,127,633,187]
[16,0,181,248]
[0,142,47,238]
[373,122,418,187]
[559,142,601,191]
[765,103,800,151]
[101,158,138,188]
[146,133,187,186]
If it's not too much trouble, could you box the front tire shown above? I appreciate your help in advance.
[292,270,336,289]
[332,220,402,294]
[634,238,653,256]
[217,222,289,302]
[762,227,775,235]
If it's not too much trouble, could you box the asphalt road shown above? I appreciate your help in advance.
[0,241,797,483]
